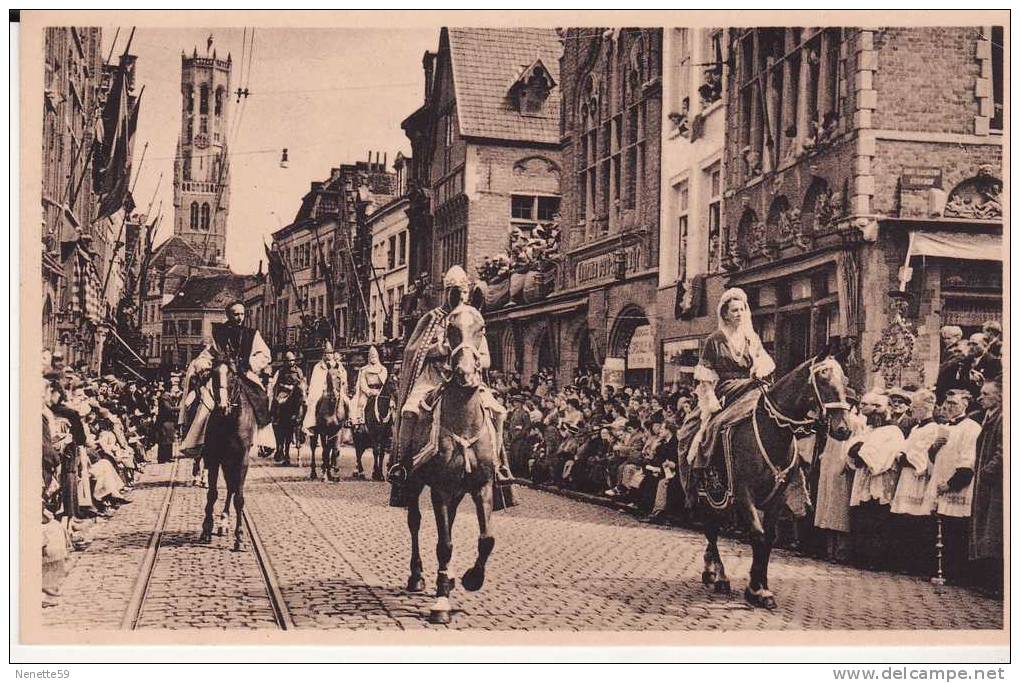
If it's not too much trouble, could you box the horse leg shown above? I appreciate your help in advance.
[737,487,775,609]
[406,484,426,593]
[309,433,318,480]
[199,457,220,543]
[428,489,458,624]
[218,489,233,537]
[462,485,495,592]
[231,453,250,552]
[701,518,730,592]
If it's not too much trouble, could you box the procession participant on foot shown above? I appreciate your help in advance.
[350,345,388,427]
[676,288,776,495]
[302,340,349,436]
[180,301,274,454]
[969,379,1004,597]
[389,266,510,506]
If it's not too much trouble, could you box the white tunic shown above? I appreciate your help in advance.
[303,360,349,432]
[922,417,980,518]
[890,420,944,516]
[849,424,906,507]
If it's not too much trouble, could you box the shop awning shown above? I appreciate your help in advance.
[909,230,1003,262]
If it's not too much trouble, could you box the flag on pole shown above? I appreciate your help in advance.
[95,68,142,219]
[265,243,288,295]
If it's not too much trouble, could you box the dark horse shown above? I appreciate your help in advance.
[198,367,263,551]
[685,350,852,610]
[402,304,499,624]
[270,381,305,466]
[310,366,348,481]
[353,377,395,481]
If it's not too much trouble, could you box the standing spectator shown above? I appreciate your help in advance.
[969,379,1003,596]
[848,392,905,570]
[889,389,940,574]
[155,386,178,464]
[939,325,964,359]
[887,388,916,436]
[968,333,1002,387]
[922,390,981,585]
[813,389,863,563]
[981,320,1002,364]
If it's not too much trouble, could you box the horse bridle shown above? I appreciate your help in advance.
[758,359,850,436]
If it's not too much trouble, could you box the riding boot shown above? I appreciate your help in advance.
[388,413,418,508]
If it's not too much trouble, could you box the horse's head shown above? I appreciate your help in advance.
[445,304,486,388]
[806,354,852,441]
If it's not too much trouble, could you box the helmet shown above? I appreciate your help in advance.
[443,265,471,291]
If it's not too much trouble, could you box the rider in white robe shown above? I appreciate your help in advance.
[303,340,349,434]
[350,345,388,426]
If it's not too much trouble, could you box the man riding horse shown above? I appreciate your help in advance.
[388,265,511,507]
[268,351,307,465]
[180,301,274,455]
[303,340,349,437]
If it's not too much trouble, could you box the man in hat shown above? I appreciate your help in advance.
[303,340,348,436]
[389,265,510,505]
[887,387,916,437]
[505,390,532,476]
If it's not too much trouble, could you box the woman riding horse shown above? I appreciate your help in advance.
[679,287,776,496]
[350,345,388,479]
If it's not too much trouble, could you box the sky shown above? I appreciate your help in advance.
[103,26,438,273]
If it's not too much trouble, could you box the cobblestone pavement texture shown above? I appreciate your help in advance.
[43,446,1004,631]
[41,459,171,630]
[133,462,280,630]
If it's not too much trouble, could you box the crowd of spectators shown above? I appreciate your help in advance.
[40,348,170,607]
[490,320,1004,598]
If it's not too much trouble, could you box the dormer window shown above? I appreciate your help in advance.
[510,59,556,115]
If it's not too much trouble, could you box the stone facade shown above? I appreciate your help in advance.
[720,27,1003,390]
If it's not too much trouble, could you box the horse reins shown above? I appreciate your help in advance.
[751,359,849,507]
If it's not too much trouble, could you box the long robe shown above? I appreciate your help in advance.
[303,359,349,432]
[922,416,980,518]
[181,327,273,451]
[969,408,1003,560]
[350,363,387,425]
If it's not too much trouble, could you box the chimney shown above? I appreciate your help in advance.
[423,51,436,101]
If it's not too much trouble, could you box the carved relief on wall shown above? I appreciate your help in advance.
[512,156,561,181]
[801,176,844,244]
[943,165,1002,220]
[767,195,806,252]
[737,207,769,260]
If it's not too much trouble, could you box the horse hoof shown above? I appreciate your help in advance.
[428,608,452,625]
[428,597,453,625]
[461,567,485,592]
[701,571,716,587]
[198,530,212,544]
[233,538,246,552]
[713,579,731,594]
[744,587,777,610]
[407,576,426,593]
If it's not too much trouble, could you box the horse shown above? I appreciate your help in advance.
[685,349,852,610]
[402,303,500,624]
[353,377,395,481]
[270,381,305,467]
[198,366,264,552]
[310,366,348,481]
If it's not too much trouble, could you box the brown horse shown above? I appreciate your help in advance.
[310,365,348,481]
[690,350,852,610]
[353,376,395,481]
[198,366,263,551]
[403,304,499,624]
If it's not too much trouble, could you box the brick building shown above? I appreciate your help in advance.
[720,26,1003,389]
[484,28,663,389]
[656,28,730,392]
[366,153,412,351]
[400,28,563,356]
[159,272,253,371]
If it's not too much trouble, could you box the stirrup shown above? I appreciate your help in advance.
[387,463,408,483]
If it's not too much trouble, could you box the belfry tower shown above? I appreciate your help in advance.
[173,40,231,264]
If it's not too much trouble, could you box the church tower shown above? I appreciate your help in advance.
[173,40,231,265]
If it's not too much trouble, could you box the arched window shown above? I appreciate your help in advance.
[215,86,224,115]
[200,203,211,231]
[182,152,191,181]
[184,85,194,112]
[190,202,199,230]
[199,84,209,115]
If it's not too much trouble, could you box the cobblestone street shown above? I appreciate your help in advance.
[43,447,1004,632]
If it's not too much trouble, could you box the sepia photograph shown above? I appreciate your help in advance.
[14,9,1008,663]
